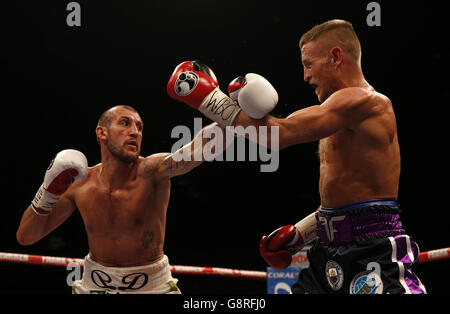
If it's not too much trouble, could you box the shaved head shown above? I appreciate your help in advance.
[97,105,139,128]
[300,19,362,65]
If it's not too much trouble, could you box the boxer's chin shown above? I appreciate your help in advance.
[120,146,140,163]
[107,141,139,163]
[119,152,139,163]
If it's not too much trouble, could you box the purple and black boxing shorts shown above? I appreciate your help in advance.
[291,199,427,294]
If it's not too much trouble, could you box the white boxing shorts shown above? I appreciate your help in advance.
[72,254,180,294]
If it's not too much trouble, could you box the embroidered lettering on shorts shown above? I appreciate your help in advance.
[90,270,148,291]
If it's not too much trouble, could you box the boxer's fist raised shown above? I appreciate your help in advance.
[259,225,305,270]
[228,73,278,119]
[167,60,218,109]
[31,149,88,215]
[167,60,241,126]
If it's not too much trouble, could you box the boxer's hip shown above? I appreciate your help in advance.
[316,198,405,244]
[72,254,180,294]
[293,199,426,294]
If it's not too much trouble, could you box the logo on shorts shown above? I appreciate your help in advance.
[325,260,344,291]
[175,71,199,96]
[350,270,383,294]
[91,270,148,291]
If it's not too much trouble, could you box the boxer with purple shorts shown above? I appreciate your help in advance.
[167,19,427,293]
[231,20,425,294]
[290,199,426,294]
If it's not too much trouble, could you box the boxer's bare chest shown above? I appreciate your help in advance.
[73,170,169,235]
[318,131,352,166]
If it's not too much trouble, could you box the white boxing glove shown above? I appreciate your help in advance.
[31,149,88,216]
[228,73,278,119]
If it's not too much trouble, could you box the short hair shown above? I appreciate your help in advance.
[299,19,361,64]
[97,105,139,128]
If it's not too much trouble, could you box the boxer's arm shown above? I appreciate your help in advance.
[260,210,320,269]
[17,149,86,245]
[233,87,375,149]
[142,123,231,179]
[17,191,76,245]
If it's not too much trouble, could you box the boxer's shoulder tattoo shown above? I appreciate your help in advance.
[141,153,172,178]
[142,152,193,178]
[162,154,192,176]
[141,158,156,178]
[163,154,187,169]
[162,155,175,170]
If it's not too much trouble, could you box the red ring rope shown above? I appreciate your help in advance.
[0,252,266,279]
[418,247,450,263]
[1,247,448,279]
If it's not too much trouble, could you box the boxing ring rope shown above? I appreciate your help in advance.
[1,247,448,279]
[417,247,450,263]
[0,252,266,279]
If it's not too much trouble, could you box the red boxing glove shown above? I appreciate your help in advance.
[167,60,241,126]
[228,76,246,101]
[167,60,219,109]
[259,225,306,270]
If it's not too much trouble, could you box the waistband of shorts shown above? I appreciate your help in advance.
[316,200,405,244]
[82,254,172,292]
[321,198,399,211]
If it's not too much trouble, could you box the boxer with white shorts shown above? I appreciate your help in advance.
[17,105,227,294]
[72,254,179,294]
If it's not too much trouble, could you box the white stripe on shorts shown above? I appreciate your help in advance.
[388,236,411,294]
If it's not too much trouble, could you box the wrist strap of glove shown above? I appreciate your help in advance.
[199,87,241,126]
[31,184,59,216]
[293,212,317,247]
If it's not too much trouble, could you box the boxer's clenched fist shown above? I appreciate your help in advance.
[167,60,241,127]
[31,149,88,216]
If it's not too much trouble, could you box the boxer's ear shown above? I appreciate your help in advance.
[330,46,343,68]
[96,126,107,142]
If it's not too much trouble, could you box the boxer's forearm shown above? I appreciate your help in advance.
[161,147,203,178]
[233,109,266,128]
[235,103,342,149]
[164,123,229,177]
[17,193,76,245]
[233,111,283,148]
[16,206,48,245]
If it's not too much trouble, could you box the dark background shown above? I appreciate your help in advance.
[1,0,449,294]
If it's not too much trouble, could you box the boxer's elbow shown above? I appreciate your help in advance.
[16,229,36,246]
[16,222,41,246]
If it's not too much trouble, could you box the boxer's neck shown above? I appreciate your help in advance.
[337,65,370,90]
[99,153,138,191]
